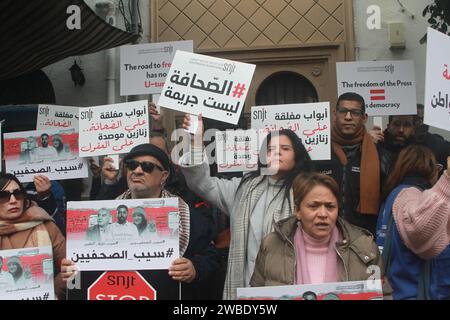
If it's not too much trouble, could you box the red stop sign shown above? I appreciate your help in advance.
[88,271,156,300]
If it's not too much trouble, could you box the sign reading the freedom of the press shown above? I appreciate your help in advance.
[37,105,79,130]
[78,100,149,157]
[120,40,193,96]
[424,27,450,131]
[158,51,256,125]
[336,60,417,116]
[251,102,331,161]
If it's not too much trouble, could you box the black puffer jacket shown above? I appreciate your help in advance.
[314,143,392,235]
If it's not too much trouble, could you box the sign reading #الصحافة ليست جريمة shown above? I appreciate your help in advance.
[158,51,256,126]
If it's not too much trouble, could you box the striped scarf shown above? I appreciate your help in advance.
[116,189,190,257]
[224,176,294,300]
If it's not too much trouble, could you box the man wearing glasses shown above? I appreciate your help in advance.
[315,92,391,235]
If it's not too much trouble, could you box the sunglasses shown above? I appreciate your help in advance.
[0,189,25,203]
[124,159,165,173]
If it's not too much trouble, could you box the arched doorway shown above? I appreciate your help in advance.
[256,71,318,106]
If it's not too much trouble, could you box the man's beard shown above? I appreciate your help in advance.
[384,130,415,151]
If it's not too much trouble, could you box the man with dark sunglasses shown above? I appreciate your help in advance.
[86,107,223,299]
[115,143,221,299]
[120,145,171,200]
[314,92,392,235]
[89,131,170,201]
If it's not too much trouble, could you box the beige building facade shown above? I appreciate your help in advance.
[149,0,355,129]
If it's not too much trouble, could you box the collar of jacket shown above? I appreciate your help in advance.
[273,216,378,265]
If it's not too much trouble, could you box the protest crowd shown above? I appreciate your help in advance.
[1,91,448,300]
[1,24,450,302]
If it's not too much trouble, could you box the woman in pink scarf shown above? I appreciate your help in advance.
[251,172,392,298]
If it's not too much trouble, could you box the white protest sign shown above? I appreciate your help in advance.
[158,51,256,125]
[3,129,89,182]
[424,27,450,131]
[237,280,383,300]
[0,246,55,300]
[251,102,331,160]
[120,40,193,96]
[37,105,79,130]
[151,94,161,113]
[337,60,417,116]
[106,154,120,171]
[78,100,150,157]
[216,130,259,173]
[67,198,179,271]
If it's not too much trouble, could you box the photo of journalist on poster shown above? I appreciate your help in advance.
[67,198,179,271]
[0,246,55,300]
[4,129,88,182]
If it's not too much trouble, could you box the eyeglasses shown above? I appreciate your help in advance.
[337,108,364,118]
[0,189,25,203]
[124,159,165,173]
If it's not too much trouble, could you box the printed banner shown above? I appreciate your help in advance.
[424,27,450,131]
[4,129,88,182]
[120,40,193,95]
[251,102,331,160]
[158,51,256,125]
[37,104,79,130]
[78,100,149,157]
[237,280,383,300]
[0,246,55,300]
[67,198,180,271]
[215,130,259,173]
[337,60,417,116]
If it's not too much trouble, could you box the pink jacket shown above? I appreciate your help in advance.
[393,172,450,259]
